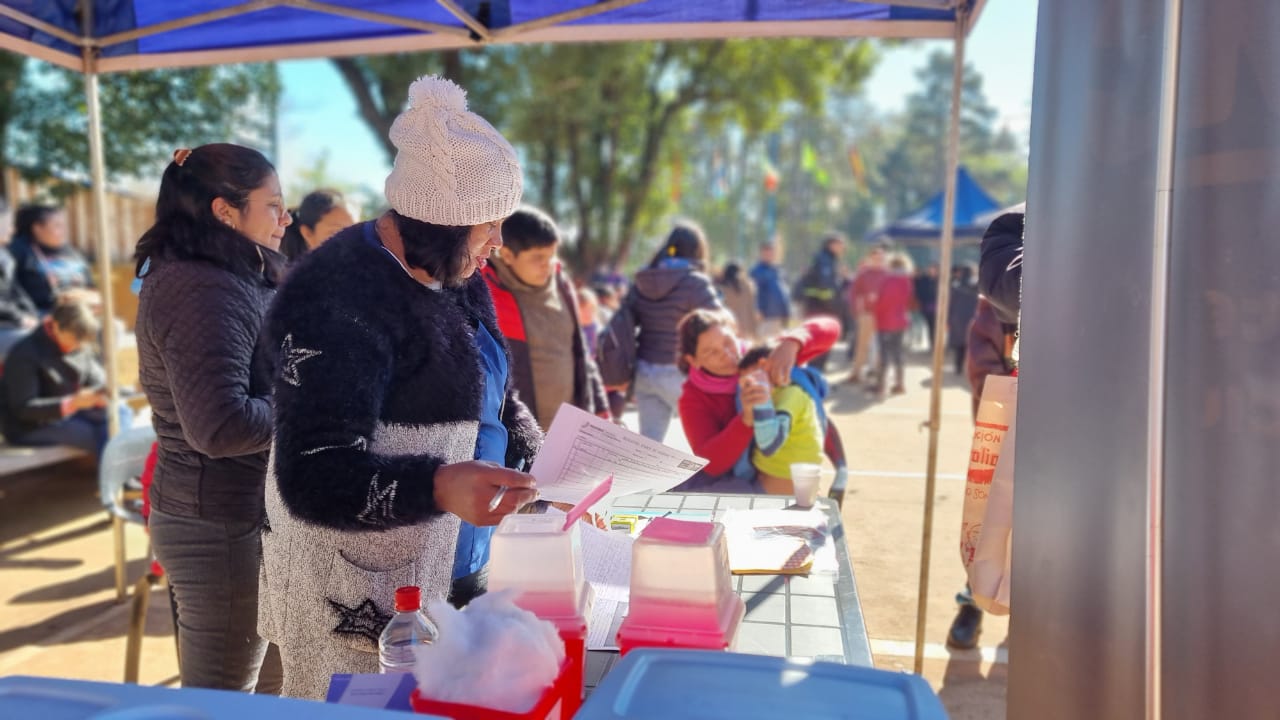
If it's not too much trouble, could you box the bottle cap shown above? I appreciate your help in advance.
[393,586,421,612]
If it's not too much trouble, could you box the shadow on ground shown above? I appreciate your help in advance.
[0,465,102,545]
[11,558,150,604]
[938,655,1008,720]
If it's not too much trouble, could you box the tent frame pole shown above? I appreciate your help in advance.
[81,5,121,439]
[913,2,967,676]
[1147,0,1183,717]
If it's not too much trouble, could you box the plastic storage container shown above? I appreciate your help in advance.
[410,657,575,720]
[487,513,593,716]
[616,518,744,654]
[575,649,948,720]
[0,675,419,719]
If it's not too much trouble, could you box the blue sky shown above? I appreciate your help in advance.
[276,1,1037,203]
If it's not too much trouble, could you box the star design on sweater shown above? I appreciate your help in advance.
[328,598,392,645]
[356,472,397,525]
[280,334,322,387]
[301,436,368,456]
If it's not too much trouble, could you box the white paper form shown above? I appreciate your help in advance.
[530,404,708,505]
[580,523,635,650]
[582,522,633,602]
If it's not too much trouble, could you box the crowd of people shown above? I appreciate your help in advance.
[0,72,1013,698]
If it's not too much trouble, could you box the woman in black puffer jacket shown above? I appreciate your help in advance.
[134,144,291,694]
[624,223,724,441]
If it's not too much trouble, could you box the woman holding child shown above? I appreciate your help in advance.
[675,309,839,494]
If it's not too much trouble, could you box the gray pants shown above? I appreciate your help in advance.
[150,508,282,693]
[634,360,684,442]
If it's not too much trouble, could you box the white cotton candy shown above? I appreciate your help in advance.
[413,590,565,714]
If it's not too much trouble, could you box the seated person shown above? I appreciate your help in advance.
[0,299,124,458]
[10,204,95,313]
[675,309,838,494]
[736,346,824,495]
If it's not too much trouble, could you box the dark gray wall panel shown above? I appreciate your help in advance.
[1009,2,1166,718]
[1162,2,1280,717]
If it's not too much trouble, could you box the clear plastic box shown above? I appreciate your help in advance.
[488,513,587,620]
[619,518,744,651]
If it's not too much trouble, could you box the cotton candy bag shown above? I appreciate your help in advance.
[413,589,565,713]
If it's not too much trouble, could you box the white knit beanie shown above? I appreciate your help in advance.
[384,76,523,227]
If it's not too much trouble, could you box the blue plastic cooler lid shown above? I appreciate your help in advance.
[577,649,947,720]
[0,675,431,719]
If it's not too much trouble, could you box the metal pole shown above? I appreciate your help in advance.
[1147,0,1182,717]
[913,5,966,675]
[81,6,121,438]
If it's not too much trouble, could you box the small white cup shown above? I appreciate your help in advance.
[790,462,821,508]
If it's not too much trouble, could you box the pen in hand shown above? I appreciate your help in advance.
[488,458,528,512]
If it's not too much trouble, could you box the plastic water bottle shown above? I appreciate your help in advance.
[378,586,439,674]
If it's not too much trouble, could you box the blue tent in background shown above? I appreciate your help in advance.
[865,166,1002,247]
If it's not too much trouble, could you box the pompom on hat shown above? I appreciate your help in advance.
[384,75,523,227]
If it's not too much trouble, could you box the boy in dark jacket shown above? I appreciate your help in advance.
[482,206,607,431]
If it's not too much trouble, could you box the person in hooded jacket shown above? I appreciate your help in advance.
[625,223,724,441]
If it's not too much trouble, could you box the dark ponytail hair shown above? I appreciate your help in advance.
[279,188,346,261]
[135,143,284,284]
[649,222,709,270]
[720,261,744,293]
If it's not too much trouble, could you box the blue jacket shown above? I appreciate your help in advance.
[750,261,791,320]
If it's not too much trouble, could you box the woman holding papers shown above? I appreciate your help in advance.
[258,76,542,699]
[674,311,839,492]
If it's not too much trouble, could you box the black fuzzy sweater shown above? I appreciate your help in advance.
[266,223,542,531]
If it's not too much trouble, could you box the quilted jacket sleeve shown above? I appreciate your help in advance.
[149,269,273,459]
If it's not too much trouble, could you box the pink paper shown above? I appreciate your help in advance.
[642,517,717,544]
[561,474,613,531]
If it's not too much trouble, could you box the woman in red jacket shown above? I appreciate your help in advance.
[674,309,839,491]
[871,254,916,396]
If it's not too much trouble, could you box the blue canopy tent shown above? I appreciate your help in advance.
[865,165,1004,268]
[867,165,1001,245]
[0,0,985,674]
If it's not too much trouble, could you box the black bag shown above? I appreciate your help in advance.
[596,291,638,387]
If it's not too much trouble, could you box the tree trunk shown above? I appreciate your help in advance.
[614,42,724,265]
[540,137,557,212]
[565,122,593,273]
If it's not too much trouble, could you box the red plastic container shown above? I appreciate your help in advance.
[409,657,575,720]
[547,612,587,718]
[615,595,744,656]
[488,514,593,716]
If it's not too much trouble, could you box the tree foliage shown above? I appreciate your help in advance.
[877,50,1024,223]
[334,40,876,272]
[673,49,1029,273]
[4,56,281,197]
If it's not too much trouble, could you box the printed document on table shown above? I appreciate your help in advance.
[581,522,634,650]
[529,404,708,505]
